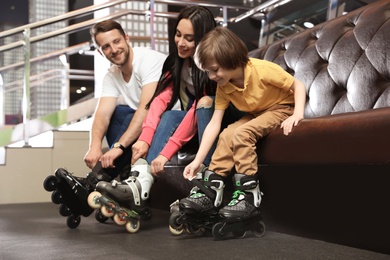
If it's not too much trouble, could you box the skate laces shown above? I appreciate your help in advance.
[190,190,206,199]
[228,190,246,206]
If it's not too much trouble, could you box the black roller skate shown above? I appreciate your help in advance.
[169,169,225,236]
[87,158,154,233]
[211,173,265,240]
[43,162,111,229]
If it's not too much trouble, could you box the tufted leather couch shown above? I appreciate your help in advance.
[248,0,390,254]
[152,0,390,254]
[251,0,390,166]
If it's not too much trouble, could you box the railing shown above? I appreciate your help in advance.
[0,0,297,148]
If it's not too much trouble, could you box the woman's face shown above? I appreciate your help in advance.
[175,19,195,59]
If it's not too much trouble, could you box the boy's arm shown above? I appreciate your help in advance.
[183,109,225,179]
[281,78,306,135]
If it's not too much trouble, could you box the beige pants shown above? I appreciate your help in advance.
[209,104,293,177]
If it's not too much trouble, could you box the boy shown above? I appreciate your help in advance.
[180,27,306,220]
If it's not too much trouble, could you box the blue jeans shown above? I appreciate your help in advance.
[146,110,186,163]
[146,100,216,166]
[104,105,135,178]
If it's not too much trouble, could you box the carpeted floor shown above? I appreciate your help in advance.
[0,203,389,260]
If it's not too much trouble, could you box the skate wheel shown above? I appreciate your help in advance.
[101,205,114,217]
[232,230,246,239]
[114,213,127,226]
[51,190,63,204]
[212,222,227,240]
[252,220,266,237]
[43,175,58,191]
[125,220,140,233]
[168,212,184,235]
[59,203,71,217]
[185,225,201,235]
[95,209,109,223]
[140,208,152,221]
[169,225,184,235]
[87,191,102,209]
[67,214,81,229]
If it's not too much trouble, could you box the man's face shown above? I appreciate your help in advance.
[95,29,130,66]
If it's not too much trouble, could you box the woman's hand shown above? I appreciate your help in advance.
[131,141,149,164]
[151,155,169,176]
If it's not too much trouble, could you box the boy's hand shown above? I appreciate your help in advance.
[281,114,303,136]
[183,161,202,180]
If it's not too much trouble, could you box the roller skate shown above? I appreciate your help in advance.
[87,158,154,233]
[43,163,111,229]
[211,173,265,240]
[169,169,225,236]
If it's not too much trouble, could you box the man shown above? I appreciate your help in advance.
[84,19,166,179]
[44,19,166,226]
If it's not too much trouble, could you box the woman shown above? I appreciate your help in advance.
[131,5,218,175]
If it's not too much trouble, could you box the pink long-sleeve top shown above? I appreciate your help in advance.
[138,83,198,160]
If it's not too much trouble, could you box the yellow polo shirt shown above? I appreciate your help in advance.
[215,58,295,115]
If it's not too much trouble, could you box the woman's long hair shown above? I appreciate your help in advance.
[146,6,217,110]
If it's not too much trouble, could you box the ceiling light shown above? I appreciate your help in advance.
[303,21,314,28]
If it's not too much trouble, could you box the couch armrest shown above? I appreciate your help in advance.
[257,107,390,165]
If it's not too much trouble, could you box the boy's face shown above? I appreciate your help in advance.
[95,29,130,66]
[204,61,233,86]
[175,18,195,59]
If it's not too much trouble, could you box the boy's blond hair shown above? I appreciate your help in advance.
[194,27,249,71]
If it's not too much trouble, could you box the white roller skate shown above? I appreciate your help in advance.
[87,158,154,233]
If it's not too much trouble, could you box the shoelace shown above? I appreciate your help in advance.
[190,190,205,198]
[228,190,245,206]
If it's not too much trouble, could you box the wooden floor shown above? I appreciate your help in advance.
[0,203,389,260]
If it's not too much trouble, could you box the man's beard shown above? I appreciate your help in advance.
[110,47,129,66]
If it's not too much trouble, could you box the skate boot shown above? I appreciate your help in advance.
[87,158,154,233]
[211,173,265,240]
[43,163,111,229]
[169,169,224,236]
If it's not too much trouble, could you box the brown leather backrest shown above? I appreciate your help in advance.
[249,0,390,119]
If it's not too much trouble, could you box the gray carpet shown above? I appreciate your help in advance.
[0,203,389,260]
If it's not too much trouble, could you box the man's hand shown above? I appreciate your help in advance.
[84,148,103,169]
[99,148,123,168]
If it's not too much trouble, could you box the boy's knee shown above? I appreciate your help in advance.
[196,96,213,109]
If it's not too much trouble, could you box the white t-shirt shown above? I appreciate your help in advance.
[101,46,166,110]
